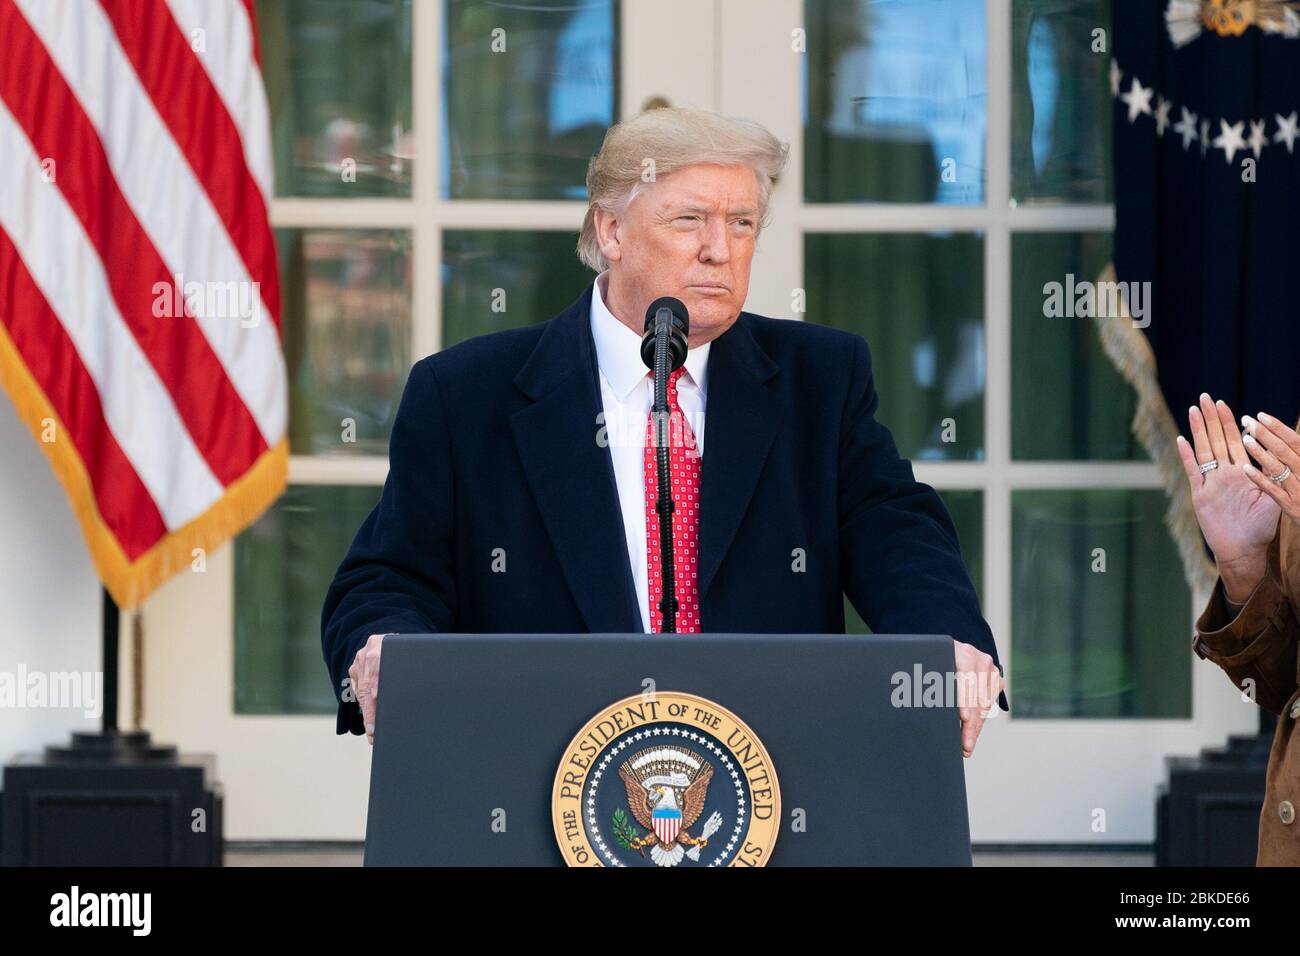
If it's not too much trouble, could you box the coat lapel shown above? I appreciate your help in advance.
[510,288,782,630]
[697,314,782,603]
[510,284,641,632]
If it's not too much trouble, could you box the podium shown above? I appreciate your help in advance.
[363,633,973,866]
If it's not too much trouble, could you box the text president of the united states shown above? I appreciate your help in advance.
[321,107,1006,752]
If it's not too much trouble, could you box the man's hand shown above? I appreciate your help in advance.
[953,639,1002,757]
[1176,394,1280,602]
[348,634,388,745]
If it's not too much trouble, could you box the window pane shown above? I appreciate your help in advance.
[1011,231,1141,460]
[234,485,383,715]
[805,233,985,460]
[442,231,595,346]
[804,0,986,204]
[442,0,618,199]
[1011,489,1191,718]
[1011,0,1113,204]
[258,0,413,197]
[845,490,983,634]
[277,228,412,456]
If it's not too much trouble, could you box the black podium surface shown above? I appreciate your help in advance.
[364,633,973,866]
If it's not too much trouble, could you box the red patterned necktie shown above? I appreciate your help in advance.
[644,367,701,633]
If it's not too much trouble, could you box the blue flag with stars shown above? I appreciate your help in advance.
[1102,0,1300,589]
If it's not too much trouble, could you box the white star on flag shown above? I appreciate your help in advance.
[1172,107,1199,150]
[1247,119,1268,159]
[1212,119,1247,163]
[1154,95,1172,137]
[1275,111,1300,153]
[1120,77,1154,123]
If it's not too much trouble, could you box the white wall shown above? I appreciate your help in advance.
[0,394,104,776]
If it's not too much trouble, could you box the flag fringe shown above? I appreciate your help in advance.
[0,318,287,611]
[1091,261,1215,595]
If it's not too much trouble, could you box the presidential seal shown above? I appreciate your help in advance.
[551,692,780,867]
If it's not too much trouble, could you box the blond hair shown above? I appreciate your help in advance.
[577,107,790,272]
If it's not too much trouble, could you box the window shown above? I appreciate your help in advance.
[235,0,619,713]
[236,0,1189,721]
[800,0,1186,716]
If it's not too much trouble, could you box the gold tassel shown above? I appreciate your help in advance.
[1090,262,1216,594]
[0,312,288,611]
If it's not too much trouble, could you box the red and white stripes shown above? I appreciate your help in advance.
[0,0,287,606]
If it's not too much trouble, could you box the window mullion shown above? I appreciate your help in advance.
[413,0,442,360]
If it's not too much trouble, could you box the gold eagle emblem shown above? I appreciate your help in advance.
[1167,0,1300,47]
[615,745,724,867]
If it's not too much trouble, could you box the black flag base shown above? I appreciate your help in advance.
[1155,715,1274,866]
[44,729,179,763]
[0,590,223,866]
[1,745,224,866]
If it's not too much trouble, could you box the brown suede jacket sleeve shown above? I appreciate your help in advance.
[1194,526,1300,716]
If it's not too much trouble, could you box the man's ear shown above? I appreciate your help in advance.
[594,208,622,263]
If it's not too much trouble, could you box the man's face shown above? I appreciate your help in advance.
[596,163,759,347]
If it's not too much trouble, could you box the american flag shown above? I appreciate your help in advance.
[0,0,287,609]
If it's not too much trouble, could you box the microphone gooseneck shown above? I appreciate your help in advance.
[641,297,690,634]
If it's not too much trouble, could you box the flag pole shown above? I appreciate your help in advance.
[101,587,119,735]
[37,591,175,761]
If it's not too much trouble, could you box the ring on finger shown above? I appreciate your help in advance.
[1199,459,1219,474]
[1269,465,1292,484]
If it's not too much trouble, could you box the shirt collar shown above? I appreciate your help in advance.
[590,271,710,402]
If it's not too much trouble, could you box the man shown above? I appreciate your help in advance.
[321,107,1006,752]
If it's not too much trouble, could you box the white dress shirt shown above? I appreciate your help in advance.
[589,271,710,632]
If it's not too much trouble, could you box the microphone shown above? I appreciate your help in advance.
[640,297,690,634]
[639,296,689,373]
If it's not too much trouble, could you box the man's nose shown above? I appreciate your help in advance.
[698,217,730,263]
